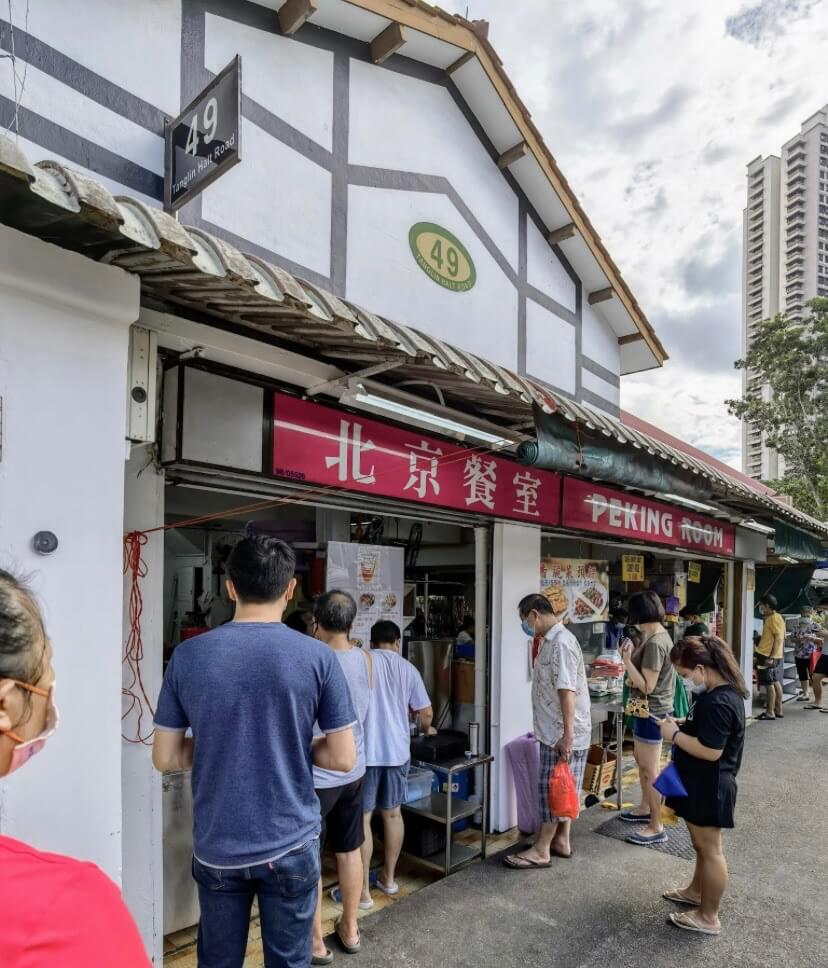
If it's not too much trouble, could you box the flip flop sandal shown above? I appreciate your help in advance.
[663,889,701,907]
[820,709,828,714]
[329,887,374,910]
[503,854,552,869]
[668,911,721,936]
[755,713,776,721]
[804,704,823,710]
[312,950,334,966]
[375,879,400,895]
[335,917,361,955]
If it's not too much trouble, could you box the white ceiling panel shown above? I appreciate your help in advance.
[311,0,390,41]
[620,337,660,376]
[510,153,569,229]
[450,57,522,154]
[557,233,609,292]
[401,29,464,68]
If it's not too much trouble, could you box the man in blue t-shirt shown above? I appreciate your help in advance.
[153,536,356,968]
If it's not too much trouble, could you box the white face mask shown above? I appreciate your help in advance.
[683,670,706,695]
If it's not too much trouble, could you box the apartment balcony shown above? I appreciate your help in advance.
[748,250,763,267]
[788,142,806,162]
[787,170,806,187]
[786,186,806,202]
[786,254,805,269]
[787,230,805,246]
[787,157,807,175]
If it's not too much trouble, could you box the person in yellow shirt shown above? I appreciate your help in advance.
[755,594,787,721]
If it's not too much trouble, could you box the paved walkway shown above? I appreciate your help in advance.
[345,702,826,968]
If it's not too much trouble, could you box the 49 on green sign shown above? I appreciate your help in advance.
[408,222,476,292]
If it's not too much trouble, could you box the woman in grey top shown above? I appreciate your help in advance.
[620,591,676,845]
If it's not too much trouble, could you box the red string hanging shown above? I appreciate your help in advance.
[123,530,155,745]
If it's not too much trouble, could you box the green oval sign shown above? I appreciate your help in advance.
[408,222,476,292]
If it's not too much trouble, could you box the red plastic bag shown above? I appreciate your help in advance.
[811,650,823,674]
[548,760,580,820]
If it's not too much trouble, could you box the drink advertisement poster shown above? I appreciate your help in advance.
[540,558,610,625]
[326,542,404,648]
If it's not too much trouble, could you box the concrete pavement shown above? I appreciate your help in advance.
[344,702,826,968]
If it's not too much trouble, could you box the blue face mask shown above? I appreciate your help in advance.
[521,619,535,637]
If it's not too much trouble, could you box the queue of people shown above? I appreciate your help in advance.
[506,585,748,939]
[153,535,434,968]
[4,535,823,961]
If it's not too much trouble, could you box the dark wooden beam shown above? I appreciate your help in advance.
[278,0,317,35]
[547,222,577,246]
[447,50,475,74]
[588,287,614,306]
[371,22,407,64]
[497,141,529,170]
[618,332,645,345]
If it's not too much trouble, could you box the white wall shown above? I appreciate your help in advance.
[347,185,519,369]
[122,447,165,965]
[582,301,621,377]
[0,226,139,879]
[489,521,540,832]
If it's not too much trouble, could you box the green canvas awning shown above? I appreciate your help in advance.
[772,520,823,561]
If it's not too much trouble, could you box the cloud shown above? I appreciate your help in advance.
[621,368,744,469]
[608,85,693,141]
[725,0,818,47]
[464,0,828,470]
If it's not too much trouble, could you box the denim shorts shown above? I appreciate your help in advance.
[362,762,409,812]
[632,713,671,745]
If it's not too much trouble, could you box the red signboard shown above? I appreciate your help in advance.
[273,394,562,526]
[561,477,736,557]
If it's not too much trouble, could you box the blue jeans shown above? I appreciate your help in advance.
[192,840,320,968]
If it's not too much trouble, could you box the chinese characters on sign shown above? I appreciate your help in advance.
[540,558,610,625]
[326,542,403,650]
[273,394,562,525]
[621,555,645,583]
[561,478,736,557]
[688,561,702,584]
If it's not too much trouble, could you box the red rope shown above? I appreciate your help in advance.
[122,531,155,745]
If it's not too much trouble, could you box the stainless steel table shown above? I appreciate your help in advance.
[402,754,494,878]
[589,700,625,810]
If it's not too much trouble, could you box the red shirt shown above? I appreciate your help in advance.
[0,835,151,967]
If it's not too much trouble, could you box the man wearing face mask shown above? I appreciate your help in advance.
[0,569,151,967]
[504,594,592,868]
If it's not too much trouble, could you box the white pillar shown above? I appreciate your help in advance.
[489,521,540,832]
[122,444,165,964]
[0,227,139,878]
[740,562,756,717]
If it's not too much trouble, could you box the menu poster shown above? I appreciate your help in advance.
[540,558,610,625]
[326,542,404,649]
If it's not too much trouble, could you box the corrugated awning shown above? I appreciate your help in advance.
[0,136,825,540]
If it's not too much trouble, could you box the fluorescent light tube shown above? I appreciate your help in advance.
[343,389,513,447]
[660,493,718,513]
[739,519,776,535]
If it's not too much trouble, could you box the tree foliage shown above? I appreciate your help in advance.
[726,298,828,521]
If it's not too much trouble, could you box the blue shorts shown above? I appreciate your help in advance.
[362,763,409,812]
[633,713,671,745]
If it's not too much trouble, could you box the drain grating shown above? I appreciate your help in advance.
[594,816,695,861]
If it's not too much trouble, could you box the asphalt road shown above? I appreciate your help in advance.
[342,702,825,968]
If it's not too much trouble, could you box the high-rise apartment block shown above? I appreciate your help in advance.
[742,104,828,480]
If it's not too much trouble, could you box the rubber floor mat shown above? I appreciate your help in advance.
[594,815,695,861]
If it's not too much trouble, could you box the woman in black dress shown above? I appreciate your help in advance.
[658,635,748,936]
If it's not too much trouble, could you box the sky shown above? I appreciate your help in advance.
[464,0,828,468]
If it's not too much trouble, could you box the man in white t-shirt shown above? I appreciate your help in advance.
[359,621,434,908]
[505,593,592,868]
